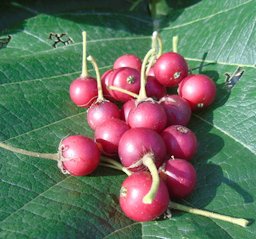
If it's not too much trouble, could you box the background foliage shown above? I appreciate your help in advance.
[0,0,255,238]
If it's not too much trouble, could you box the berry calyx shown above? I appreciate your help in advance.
[59,135,100,176]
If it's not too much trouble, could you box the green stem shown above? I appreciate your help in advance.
[87,55,104,102]
[81,31,88,77]
[142,153,159,204]
[0,142,58,161]
[101,157,132,176]
[172,35,178,53]
[108,85,139,99]
[170,202,250,227]
[156,34,163,58]
[138,48,155,101]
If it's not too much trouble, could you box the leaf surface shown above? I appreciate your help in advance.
[0,0,255,238]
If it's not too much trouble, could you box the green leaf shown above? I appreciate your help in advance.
[0,0,255,238]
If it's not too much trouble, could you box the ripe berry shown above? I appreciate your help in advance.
[154,52,188,87]
[128,101,167,132]
[69,32,98,107]
[109,67,140,102]
[101,69,114,100]
[69,78,98,107]
[120,99,136,122]
[162,125,197,160]
[127,49,167,132]
[94,118,130,156]
[159,158,197,198]
[113,54,142,72]
[87,101,120,130]
[118,128,167,171]
[59,135,100,176]
[119,171,170,222]
[159,94,191,126]
[178,74,216,110]
[146,76,166,100]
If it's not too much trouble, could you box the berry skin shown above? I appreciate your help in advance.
[94,118,130,156]
[60,135,100,176]
[119,171,170,222]
[101,69,115,100]
[113,54,142,72]
[118,128,167,171]
[146,76,167,100]
[159,94,191,126]
[120,99,136,122]
[87,101,120,130]
[69,77,98,107]
[128,101,167,133]
[178,74,216,110]
[154,52,188,87]
[162,125,197,160]
[109,67,140,102]
[159,158,197,198]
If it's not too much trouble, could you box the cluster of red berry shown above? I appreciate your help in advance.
[65,31,216,221]
[0,32,248,227]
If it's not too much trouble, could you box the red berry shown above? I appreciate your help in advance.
[146,76,167,100]
[159,94,191,126]
[128,101,167,133]
[60,135,100,176]
[94,118,130,156]
[162,125,197,160]
[113,54,142,72]
[101,69,114,100]
[178,74,216,110]
[154,52,188,87]
[118,128,167,171]
[119,171,170,222]
[87,101,120,130]
[69,77,98,107]
[109,67,140,102]
[159,158,196,198]
[120,99,136,122]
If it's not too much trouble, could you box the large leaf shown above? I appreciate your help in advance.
[0,0,255,238]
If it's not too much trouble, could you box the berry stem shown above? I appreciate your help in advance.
[169,201,250,227]
[0,142,58,160]
[101,157,132,176]
[142,153,160,204]
[156,33,163,58]
[87,55,104,102]
[81,31,88,78]
[172,35,178,53]
[138,48,155,101]
[146,31,162,75]
[108,85,139,99]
